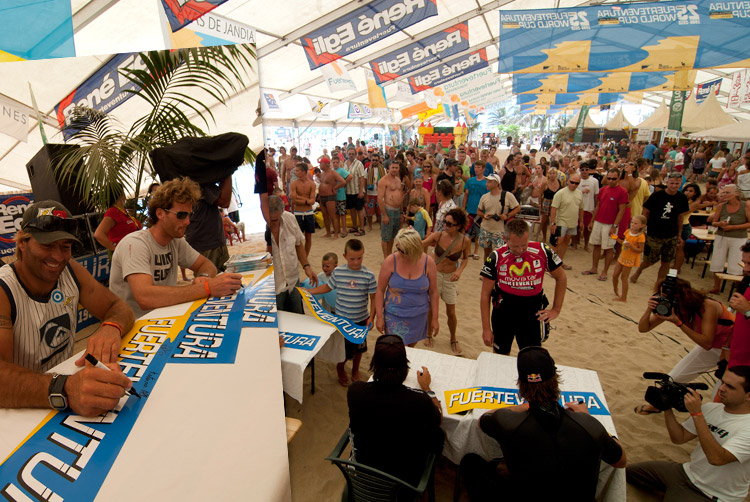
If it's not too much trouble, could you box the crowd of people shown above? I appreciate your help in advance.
[265,136,750,501]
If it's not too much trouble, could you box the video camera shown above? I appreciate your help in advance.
[643,372,708,412]
[652,269,679,317]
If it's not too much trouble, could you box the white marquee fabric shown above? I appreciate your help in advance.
[681,92,737,133]
[635,100,670,131]
[688,119,750,142]
[564,109,599,129]
[603,109,633,131]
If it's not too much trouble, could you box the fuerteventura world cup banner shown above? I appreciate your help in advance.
[497,0,750,74]
[298,288,370,344]
[512,70,696,95]
[408,49,489,93]
[444,386,611,415]
[300,0,439,70]
[370,23,469,85]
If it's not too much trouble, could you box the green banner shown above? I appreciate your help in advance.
[573,105,589,143]
[668,91,686,132]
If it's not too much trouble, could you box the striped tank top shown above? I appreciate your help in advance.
[0,263,80,373]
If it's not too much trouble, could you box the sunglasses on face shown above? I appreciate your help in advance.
[23,215,78,234]
[164,209,193,220]
[444,221,458,227]
[569,181,580,185]
[607,177,618,181]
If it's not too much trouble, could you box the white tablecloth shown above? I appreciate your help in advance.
[403,348,625,502]
[278,311,345,403]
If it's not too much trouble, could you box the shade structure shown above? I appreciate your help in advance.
[635,100,670,130]
[603,109,633,131]
[688,119,750,141]
[564,109,598,129]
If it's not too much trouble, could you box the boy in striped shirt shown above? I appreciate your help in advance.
[306,239,377,386]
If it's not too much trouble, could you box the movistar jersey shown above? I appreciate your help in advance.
[480,242,561,297]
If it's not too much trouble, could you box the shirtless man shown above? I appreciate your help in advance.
[283,146,298,209]
[290,163,317,256]
[378,162,406,257]
[318,158,346,239]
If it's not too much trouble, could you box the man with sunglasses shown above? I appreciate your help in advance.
[0,200,135,417]
[550,174,584,268]
[110,178,243,319]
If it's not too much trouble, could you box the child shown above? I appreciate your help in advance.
[305,239,377,387]
[405,199,432,238]
[274,186,290,212]
[611,215,646,302]
[301,253,338,313]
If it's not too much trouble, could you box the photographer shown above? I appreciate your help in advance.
[636,275,734,415]
[627,366,750,502]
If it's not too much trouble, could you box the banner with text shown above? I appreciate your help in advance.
[348,103,373,119]
[298,288,370,344]
[425,67,508,109]
[444,386,611,415]
[321,61,358,93]
[161,0,228,32]
[693,77,722,103]
[301,0,439,70]
[54,52,145,138]
[727,70,750,109]
[408,48,488,93]
[498,0,750,74]
[0,97,30,142]
[370,23,469,85]
[0,193,33,256]
[170,11,256,48]
[668,90,686,131]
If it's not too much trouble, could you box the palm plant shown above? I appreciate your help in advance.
[55,44,256,212]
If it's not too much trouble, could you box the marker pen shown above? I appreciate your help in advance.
[84,354,141,398]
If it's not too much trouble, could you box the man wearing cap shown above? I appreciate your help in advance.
[461,347,626,500]
[0,200,136,417]
[347,334,444,485]
[109,178,243,319]
[476,174,520,261]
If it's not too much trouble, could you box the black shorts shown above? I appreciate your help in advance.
[295,213,315,233]
[344,318,369,360]
[490,293,548,355]
[346,194,365,211]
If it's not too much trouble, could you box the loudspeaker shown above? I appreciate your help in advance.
[26,144,93,216]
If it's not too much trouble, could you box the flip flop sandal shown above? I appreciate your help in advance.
[423,336,434,348]
[634,405,660,415]
[581,270,597,275]
[597,275,607,281]
[451,341,462,355]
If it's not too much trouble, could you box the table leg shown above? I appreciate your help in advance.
[310,357,315,395]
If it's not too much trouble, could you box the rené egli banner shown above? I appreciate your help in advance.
[408,49,488,93]
[298,288,370,344]
[498,0,750,74]
[444,387,611,415]
[300,0,438,70]
[370,23,469,85]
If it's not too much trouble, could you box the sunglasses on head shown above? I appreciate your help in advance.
[23,215,78,234]
[164,209,193,220]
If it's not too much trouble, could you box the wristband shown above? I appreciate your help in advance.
[303,264,311,269]
[675,320,684,327]
[101,321,122,337]
[204,281,211,297]
[690,412,703,417]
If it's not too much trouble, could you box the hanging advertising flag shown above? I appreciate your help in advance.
[418,106,443,122]
[668,90,686,131]
[300,0,439,70]
[498,0,750,74]
[574,105,590,142]
[393,81,416,102]
[727,70,747,108]
[426,67,508,108]
[170,11,256,48]
[260,89,282,114]
[348,103,372,119]
[513,71,696,95]
[0,97,31,142]
[369,23,470,85]
[693,77,722,103]
[160,0,228,32]
[400,101,431,119]
[307,96,332,118]
[365,68,390,117]
[320,61,358,92]
[0,0,75,61]
[54,53,147,139]
[408,49,489,93]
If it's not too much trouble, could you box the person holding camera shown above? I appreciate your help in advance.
[635,275,734,415]
[476,174,520,261]
[627,365,750,502]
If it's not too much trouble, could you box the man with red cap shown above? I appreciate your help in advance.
[0,200,135,417]
[461,347,626,500]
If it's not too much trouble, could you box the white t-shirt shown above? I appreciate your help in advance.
[709,157,727,172]
[675,152,684,166]
[577,177,599,213]
[682,403,750,502]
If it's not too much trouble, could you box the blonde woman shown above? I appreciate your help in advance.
[376,228,439,347]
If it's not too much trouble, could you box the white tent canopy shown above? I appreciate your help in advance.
[688,119,750,141]
[635,101,670,130]
[603,109,633,131]
[681,92,737,133]
[564,109,599,129]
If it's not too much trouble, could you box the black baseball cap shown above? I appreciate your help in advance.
[373,334,407,369]
[517,346,556,383]
[21,200,80,245]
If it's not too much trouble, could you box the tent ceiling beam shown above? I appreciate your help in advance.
[0,178,31,191]
[72,0,120,33]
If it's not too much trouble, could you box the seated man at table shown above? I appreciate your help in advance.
[627,365,750,502]
[347,334,444,485]
[0,200,135,417]
[460,347,626,501]
[109,178,243,319]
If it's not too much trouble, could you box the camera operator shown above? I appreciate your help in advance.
[727,241,750,367]
[627,365,750,502]
[636,275,734,415]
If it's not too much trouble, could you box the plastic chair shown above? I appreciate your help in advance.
[325,431,436,502]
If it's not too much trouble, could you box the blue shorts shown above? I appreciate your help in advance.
[381,207,401,242]
[295,212,315,234]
